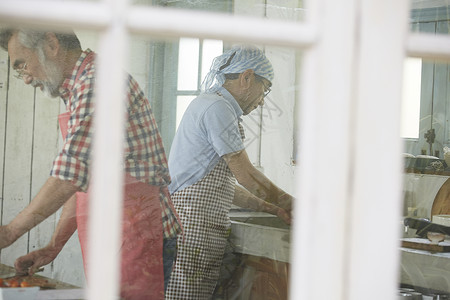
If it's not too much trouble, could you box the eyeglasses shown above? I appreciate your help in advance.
[261,80,271,98]
[255,74,271,97]
[14,63,27,80]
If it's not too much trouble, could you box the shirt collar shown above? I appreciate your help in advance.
[59,49,93,100]
[217,86,243,120]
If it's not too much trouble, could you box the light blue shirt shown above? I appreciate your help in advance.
[168,87,244,194]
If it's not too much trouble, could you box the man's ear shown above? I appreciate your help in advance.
[43,32,60,58]
[239,69,254,89]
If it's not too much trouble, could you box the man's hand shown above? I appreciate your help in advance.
[278,193,294,215]
[261,201,292,225]
[14,245,60,276]
[233,185,293,224]
[0,225,18,249]
[276,207,291,225]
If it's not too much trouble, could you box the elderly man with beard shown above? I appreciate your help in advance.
[0,28,181,300]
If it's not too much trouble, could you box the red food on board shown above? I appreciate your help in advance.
[7,279,19,288]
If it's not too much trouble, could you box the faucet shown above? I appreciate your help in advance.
[425,128,435,156]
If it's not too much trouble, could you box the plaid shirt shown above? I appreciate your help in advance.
[51,49,181,238]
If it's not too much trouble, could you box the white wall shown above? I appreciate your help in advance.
[235,0,302,195]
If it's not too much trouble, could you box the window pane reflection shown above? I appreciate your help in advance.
[128,35,300,299]
[400,3,450,294]
[132,0,306,22]
[410,1,450,36]
[177,38,199,90]
[0,22,301,298]
[401,57,422,139]
[201,39,223,81]
[176,95,195,128]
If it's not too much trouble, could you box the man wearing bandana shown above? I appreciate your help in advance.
[165,45,294,299]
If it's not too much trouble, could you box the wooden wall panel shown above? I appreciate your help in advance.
[28,92,85,287]
[0,53,8,224]
[1,71,35,264]
[0,47,84,286]
[27,91,61,278]
[29,94,60,199]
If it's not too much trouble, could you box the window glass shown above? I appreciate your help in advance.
[400,3,450,296]
[131,0,305,22]
[177,38,199,90]
[176,95,195,127]
[0,25,97,288]
[0,29,302,299]
[124,34,300,298]
[401,57,422,139]
[176,39,223,130]
[402,58,450,158]
[404,2,450,157]
[201,39,223,81]
[410,1,450,36]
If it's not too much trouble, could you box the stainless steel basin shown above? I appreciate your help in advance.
[229,211,291,262]
[230,215,290,230]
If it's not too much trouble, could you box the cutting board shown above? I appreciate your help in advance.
[0,264,76,290]
[431,178,450,216]
[3,275,56,289]
[401,238,450,252]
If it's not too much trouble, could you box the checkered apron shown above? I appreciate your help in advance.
[166,122,245,300]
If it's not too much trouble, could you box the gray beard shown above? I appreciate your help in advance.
[32,56,64,98]
[31,79,60,98]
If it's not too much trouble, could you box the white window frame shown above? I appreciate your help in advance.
[1,0,450,299]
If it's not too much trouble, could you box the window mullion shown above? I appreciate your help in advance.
[290,0,358,298]
[127,6,317,48]
[87,0,128,299]
[407,32,450,60]
[347,0,410,299]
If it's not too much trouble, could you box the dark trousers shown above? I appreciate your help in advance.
[163,237,177,293]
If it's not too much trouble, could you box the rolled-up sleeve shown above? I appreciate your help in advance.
[51,78,94,192]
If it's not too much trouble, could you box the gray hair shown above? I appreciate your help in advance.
[0,28,81,52]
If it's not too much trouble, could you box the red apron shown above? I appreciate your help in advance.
[58,103,165,299]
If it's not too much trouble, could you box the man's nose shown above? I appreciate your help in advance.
[22,74,33,85]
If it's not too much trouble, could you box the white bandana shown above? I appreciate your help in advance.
[201,44,274,93]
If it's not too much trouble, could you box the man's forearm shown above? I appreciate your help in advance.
[243,168,284,202]
[233,185,291,224]
[232,185,265,211]
[8,177,78,241]
[225,150,293,207]
[49,194,78,251]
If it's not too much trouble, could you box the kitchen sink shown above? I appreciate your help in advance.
[230,214,290,230]
[229,211,291,262]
